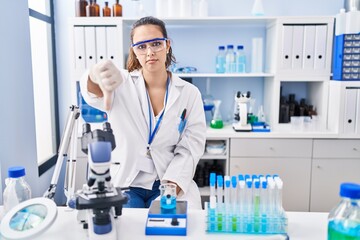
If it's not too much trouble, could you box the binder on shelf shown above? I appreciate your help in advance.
[95,27,107,63]
[84,26,97,68]
[302,25,316,70]
[106,26,119,68]
[291,25,304,69]
[74,27,86,73]
[314,25,328,70]
[281,25,293,70]
[343,88,357,134]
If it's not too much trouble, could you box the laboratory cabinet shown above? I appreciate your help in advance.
[310,139,360,212]
[229,138,313,211]
[69,16,334,132]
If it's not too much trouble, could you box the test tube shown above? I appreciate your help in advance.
[224,176,231,231]
[216,175,224,231]
[253,178,260,233]
[231,176,238,232]
[260,180,268,233]
[209,172,217,209]
[267,177,276,232]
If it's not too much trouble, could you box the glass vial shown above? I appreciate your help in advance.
[75,0,88,17]
[103,1,111,17]
[93,0,100,16]
[216,46,226,73]
[86,0,95,16]
[113,0,123,17]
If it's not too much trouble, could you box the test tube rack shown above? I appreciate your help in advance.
[205,173,288,235]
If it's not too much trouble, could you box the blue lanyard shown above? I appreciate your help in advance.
[146,77,170,148]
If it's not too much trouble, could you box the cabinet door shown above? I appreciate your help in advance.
[310,159,360,212]
[230,157,311,211]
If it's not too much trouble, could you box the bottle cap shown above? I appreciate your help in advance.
[237,45,244,50]
[8,166,26,178]
[218,46,225,50]
[227,45,234,49]
[340,183,360,199]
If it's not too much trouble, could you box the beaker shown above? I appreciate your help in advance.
[160,183,177,209]
[210,100,224,129]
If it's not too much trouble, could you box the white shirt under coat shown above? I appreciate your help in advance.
[80,69,206,209]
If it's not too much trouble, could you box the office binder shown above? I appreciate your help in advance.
[74,27,86,72]
[356,89,360,134]
[302,25,316,70]
[84,26,97,68]
[106,26,119,68]
[343,88,357,134]
[314,25,327,70]
[291,25,304,69]
[95,27,107,63]
[281,25,293,70]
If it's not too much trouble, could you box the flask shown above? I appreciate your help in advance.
[3,166,32,214]
[328,182,360,240]
[75,0,88,17]
[225,45,236,73]
[215,46,226,73]
[210,100,224,129]
[236,45,246,73]
[251,0,264,16]
[103,2,111,17]
[113,0,122,17]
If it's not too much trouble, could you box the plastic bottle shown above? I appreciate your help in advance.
[236,45,246,73]
[335,8,346,36]
[328,182,360,240]
[225,45,236,73]
[216,46,226,73]
[3,166,32,214]
[345,7,360,34]
[112,0,122,17]
[103,1,111,17]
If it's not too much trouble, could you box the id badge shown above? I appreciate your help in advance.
[136,150,155,173]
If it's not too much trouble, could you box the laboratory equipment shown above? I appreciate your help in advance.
[210,100,224,129]
[75,0,88,17]
[225,45,236,73]
[3,166,32,215]
[233,91,252,132]
[112,0,122,16]
[206,173,288,235]
[145,184,188,236]
[43,105,128,240]
[0,198,57,240]
[103,2,111,17]
[236,45,246,73]
[328,182,360,240]
[251,0,264,16]
[216,46,226,73]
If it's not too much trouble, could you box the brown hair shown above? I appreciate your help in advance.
[126,16,176,72]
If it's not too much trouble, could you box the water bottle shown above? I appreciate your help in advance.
[215,46,226,73]
[3,166,32,214]
[328,182,360,240]
[225,45,236,73]
[236,45,246,73]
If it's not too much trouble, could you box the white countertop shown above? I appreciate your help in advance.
[206,124,359,139]
[1,207,329,240]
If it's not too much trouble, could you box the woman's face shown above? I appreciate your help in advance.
[132,24,170,74]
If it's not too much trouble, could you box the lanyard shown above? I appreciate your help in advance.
[146,77,170,148]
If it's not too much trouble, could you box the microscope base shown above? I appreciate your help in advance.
[233,123,252,132]
[145,201,188,236]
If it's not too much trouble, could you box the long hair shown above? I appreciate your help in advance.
[126,16,176,72]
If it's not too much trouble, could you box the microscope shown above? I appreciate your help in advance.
[44,106,127,240]
[232,91,252,132]
[70,122,128,240]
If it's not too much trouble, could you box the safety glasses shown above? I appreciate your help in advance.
[132,38,167,55]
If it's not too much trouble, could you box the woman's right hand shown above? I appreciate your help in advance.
[89,60,123,110]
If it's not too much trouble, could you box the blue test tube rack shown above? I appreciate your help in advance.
[206,173,288,235]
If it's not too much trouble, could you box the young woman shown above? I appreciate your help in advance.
[80,16,206,209]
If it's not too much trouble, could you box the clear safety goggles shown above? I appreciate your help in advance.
[132,38,167,55]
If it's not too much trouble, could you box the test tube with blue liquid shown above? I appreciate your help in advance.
[216,175,224,231]
[224,176,231,231]
[209,173,217,231]
[231,176,238,232]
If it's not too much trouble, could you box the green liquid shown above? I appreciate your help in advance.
[217,213,223,231]
[328,221,360,240]
[210,119,223,129]
[254,196,260,232]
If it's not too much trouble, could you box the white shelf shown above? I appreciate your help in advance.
[175,73,275,78]
[201,153,227,160]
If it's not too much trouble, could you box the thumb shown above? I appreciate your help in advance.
[103,90,113,111]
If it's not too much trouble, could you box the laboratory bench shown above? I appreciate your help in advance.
[0,207,329,240]
[201,125,360,212]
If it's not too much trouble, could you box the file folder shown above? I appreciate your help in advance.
[95,27,107,63]
[281,25,293,70]
[291,25,304,69]
[302,25,316,70]
[343,88,357,134]
[106,26,120,68]
[356,89,360,134]
[73,27,86,72]
[84,26,97,68]
[314,25,327,70]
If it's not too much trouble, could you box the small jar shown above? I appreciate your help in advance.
[113,0,123,17]
[75,0,88,17]
[103,2,111,17]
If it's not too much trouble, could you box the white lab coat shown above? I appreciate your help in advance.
[80,69,206,209]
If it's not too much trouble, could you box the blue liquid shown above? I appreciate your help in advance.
[160,196,176,209]
[328,220,360,240]
[216,56,225,73]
